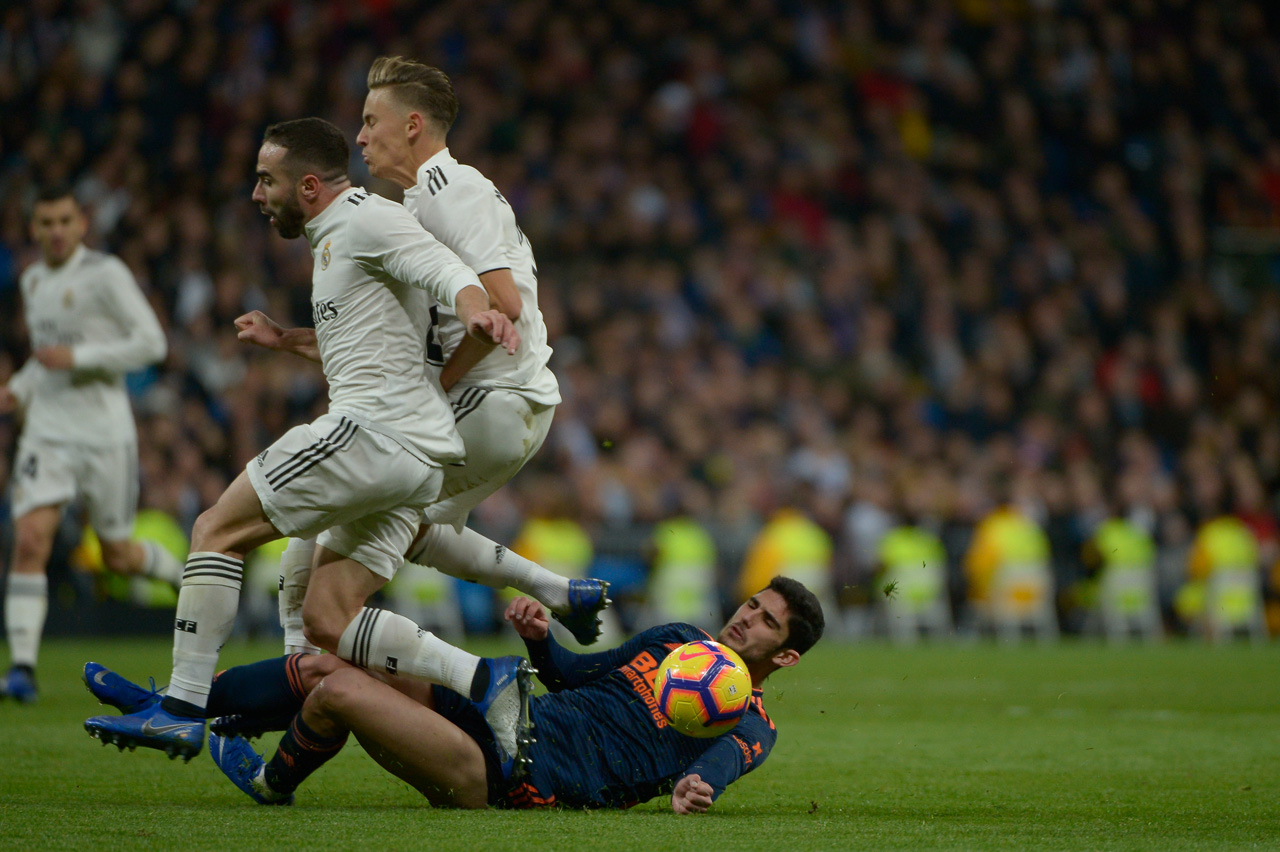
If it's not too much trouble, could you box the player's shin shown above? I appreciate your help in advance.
[279,537,322,655]
[4,573,48,669]
[262,713,348,796]
[336,607,482,698]
[410,524,571,613]
[164,553,244,714]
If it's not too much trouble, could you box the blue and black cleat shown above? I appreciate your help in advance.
[552,579,611,645]
[84,704,205,761]
[0,666,37,704]
[474,655,536,781]
[209,731,294,805]
[83,662,164,715]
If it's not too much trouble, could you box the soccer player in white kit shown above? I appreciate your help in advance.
[235,57,609,649]
[85,118,527,760]
[0,188,181,704]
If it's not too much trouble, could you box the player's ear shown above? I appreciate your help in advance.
[770,648,800,669]
[406,110,423,142]
[298,173,321,201]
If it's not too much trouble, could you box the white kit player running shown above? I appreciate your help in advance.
[84,118,527,761]
[235,57,609,652]
[0,187,181,704]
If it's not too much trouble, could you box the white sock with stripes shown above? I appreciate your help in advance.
[4,573,48,668]
[408,524,571,613]
[167,552,244,710]
[279,537,322,655]
[337,607,480,697]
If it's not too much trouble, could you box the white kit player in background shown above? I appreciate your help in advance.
[85,118,529,761]
[0,188,181,704]
[235,56,610,651]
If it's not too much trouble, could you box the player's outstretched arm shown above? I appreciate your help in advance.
[234,311,321,363]
[671,774,715,814]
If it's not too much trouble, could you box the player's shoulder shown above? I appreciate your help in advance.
[641,622,716,649]
[418,157,496,203]
[80,249,131,278]
[342,189,417,240]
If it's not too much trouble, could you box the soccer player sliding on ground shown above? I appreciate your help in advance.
[86,577,823,812]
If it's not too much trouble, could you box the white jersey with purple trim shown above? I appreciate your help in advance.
[303,186,484,466]
[402,148,560,406]
[10,245,166,446]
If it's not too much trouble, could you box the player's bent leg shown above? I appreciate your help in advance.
[85,473,283,757]
[315,667,490,808]
[98,539,184,589]
[1,505,61,703]
[310,521,494,701]
[407,524,611,644]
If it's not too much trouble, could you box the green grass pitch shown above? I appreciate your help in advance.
[2,636,1278,851]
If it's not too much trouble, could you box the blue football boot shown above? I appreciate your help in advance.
[552,579,611,645]
[84,704,205,761]
[473,655,536,780]
[83,662,164,714]
[0,666,37,704]
[208,731,293,805]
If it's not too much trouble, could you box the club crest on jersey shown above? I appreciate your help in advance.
[63,290,74,308]
[321,240,332,270]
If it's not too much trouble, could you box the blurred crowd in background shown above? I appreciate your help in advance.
[2,0,1280,641]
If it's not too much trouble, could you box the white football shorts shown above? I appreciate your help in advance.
[10,436,138,540]
[247,413,444,579]
[423,388,554,530]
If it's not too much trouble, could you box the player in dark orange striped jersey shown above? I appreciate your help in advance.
[91,577,823,812]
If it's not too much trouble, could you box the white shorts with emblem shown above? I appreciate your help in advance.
[9,436,138,540]
[423,388,555,530]
[247,413,444,580]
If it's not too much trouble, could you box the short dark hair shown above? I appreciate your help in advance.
[367,56,459,135]
[768,576,825,655]
[262,118,349,183]
[35,184,77,206]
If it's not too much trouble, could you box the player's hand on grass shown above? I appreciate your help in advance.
[671,774,714,814]
[34,346,74,370]
[505,597,549,641]
[467,309,520,355]
[235,311,286,350]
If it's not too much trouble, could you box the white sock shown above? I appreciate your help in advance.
[337,607,479,697]
[168,552,243,709]
[140,540,184,588]
[279,537,321,655]
[4,573,48,668]
[408,525,571,613]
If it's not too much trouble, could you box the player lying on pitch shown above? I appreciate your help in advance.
[85,576,823,813]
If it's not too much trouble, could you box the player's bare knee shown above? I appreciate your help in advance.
[310,666,365,716]
[13,527,53,571]
[296,652,347,692]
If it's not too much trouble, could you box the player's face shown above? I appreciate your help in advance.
[252,143,306,239]
[717,589,792,665]
[356,88,413,179]
[30,197,87,267]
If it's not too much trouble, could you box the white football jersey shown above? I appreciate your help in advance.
[10,245,166,446]
[403,149,560,406]
[303,186,485,466]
